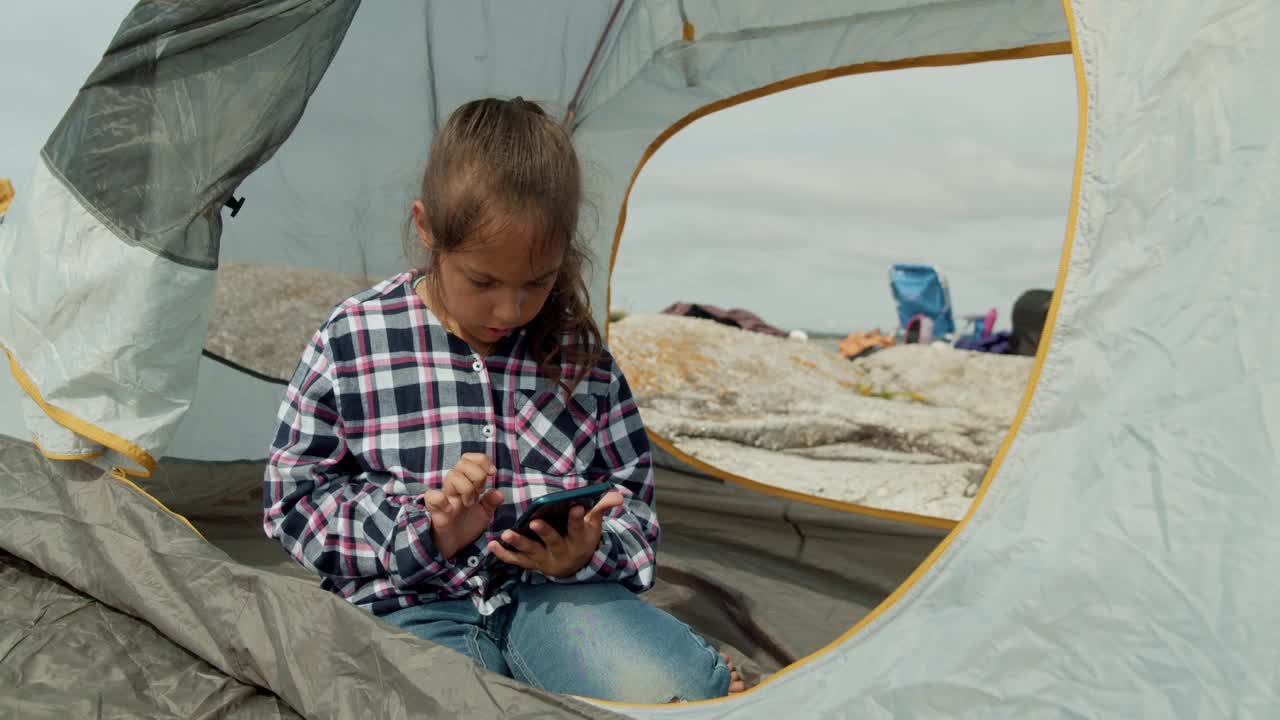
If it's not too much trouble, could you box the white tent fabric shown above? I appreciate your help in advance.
[599,2,1280,717]
[0,370,23,441]
[1,0,1278,717]
[0,0,138,452]
[5,161,214,473]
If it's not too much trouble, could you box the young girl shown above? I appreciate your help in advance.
[263,97,744,703]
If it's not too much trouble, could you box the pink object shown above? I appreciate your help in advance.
[982,308,998,338]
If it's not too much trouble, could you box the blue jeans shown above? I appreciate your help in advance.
[379,581,731,703]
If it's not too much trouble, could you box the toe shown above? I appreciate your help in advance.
[720,652,747,693]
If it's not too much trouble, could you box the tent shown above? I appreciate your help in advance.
[2,1,1277,717]
[0,179,13,220]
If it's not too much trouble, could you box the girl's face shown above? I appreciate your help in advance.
[413,202,563,350]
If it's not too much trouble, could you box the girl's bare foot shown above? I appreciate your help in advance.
[722,652,746,694]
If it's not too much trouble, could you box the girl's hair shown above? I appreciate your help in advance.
[413,97,603,397]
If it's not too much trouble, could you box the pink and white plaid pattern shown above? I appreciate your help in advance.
[263,272,657,616]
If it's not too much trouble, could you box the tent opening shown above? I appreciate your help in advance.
[609,55,1077,532]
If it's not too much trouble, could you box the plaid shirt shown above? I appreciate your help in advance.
[263,272,657,616]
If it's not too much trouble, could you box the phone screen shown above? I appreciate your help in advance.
[516,495,596,540]
[508,484,611,545]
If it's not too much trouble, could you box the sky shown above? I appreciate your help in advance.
[612,55,1078,334]
[1,3,137,193]
[2,4,1077,336]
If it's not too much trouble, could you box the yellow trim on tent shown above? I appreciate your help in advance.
[5,348,157,477]
[649,431,957,530]
[601,38,1072,534]
[110,466,208,541]
[5,348,206,539]
[593,30,1079,712]
[0,178,13,216]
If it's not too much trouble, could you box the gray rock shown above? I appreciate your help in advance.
[206,262,378,380]
[609,314,1033,519]
[674,438,983,520]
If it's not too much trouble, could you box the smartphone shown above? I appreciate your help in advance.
[509,483,613,545]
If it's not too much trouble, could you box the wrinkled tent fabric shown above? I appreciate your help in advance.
[0,437,629,719]
[1,1,1278,719]
[0,435,940,718]
[0,551,299,720]
[1,0,359,473]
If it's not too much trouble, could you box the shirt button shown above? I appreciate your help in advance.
[466,555,480,568]
[472,360,484,372]
[481,424,494,438]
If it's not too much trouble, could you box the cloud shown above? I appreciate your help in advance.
[628,135,1074,232]
[613,206,1066,331]
[2,3,136,182]
[611,55,1077,333]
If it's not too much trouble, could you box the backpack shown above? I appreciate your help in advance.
[1011,289,1054,356]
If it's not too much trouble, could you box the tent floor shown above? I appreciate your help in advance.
[1,436,945,714]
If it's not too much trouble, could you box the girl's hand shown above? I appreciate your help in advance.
[425,453,504,560]
[487,490,625,578]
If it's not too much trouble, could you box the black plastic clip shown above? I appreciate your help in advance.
[224,195,246,218]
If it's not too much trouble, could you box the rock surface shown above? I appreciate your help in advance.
[608,314,1034,519]
[206,262,378,379]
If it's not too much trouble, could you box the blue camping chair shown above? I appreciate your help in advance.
[889,263,956,339]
